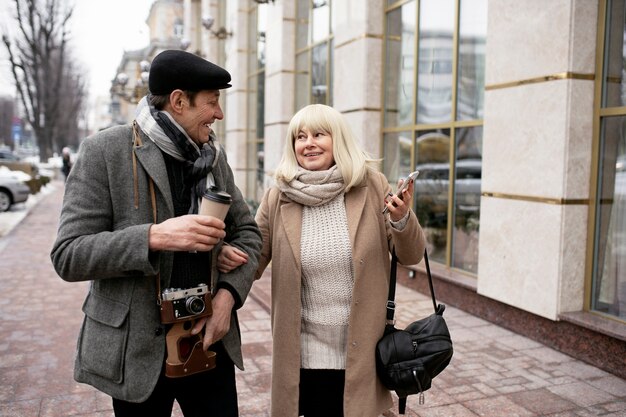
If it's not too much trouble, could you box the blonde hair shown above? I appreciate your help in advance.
[274,104,378,191]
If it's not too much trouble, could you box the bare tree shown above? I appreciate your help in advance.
[2,0,86,161]
[57,59,87,151]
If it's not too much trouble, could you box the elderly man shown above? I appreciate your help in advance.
[51,50,262,417]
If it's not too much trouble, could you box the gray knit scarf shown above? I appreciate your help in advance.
[135,96,221,214]
[277,165,346,207]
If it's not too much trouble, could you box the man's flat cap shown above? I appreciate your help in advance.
[148,50,232,95]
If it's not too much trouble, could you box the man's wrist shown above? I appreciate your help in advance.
[148,223,163,251]
[215,287,237,310]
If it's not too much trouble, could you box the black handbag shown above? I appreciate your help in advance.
[375,249,453,414]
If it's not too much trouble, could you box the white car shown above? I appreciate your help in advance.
[0,167,31,212]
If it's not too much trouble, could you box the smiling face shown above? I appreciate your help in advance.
[294,126,335,171]
[173,90,224,145]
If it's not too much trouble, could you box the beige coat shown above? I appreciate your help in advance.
[255,170,426,417]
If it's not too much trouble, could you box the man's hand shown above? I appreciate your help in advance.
[217,244,248,273]
[191,289,235,350]
[149,215,226,252]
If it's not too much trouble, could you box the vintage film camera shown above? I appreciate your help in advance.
[160,283,213,324]
[160,284,216,378]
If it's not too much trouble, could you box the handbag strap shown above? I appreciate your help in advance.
[385,248,437,324]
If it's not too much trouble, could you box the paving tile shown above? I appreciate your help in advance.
[547,381,617,408]
[508,388,578,415]
[586,375,626,397]
[414,403,480,416]
[39,392,99,417]
[464,395,535,417]
[0,398,42,417]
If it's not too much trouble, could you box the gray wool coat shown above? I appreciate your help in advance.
[50,124,262,402]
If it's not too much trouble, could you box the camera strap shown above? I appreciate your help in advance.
[132,121,162,306]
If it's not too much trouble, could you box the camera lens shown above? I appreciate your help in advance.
[185,296,205,315]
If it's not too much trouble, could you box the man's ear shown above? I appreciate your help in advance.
[168,90,186,114]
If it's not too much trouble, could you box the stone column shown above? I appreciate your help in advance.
[223,0,250,192]
[332,0,385,159]
[478,0,598,320]
[263,0,296,187]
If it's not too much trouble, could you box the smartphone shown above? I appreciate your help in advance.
[382,170,419,214]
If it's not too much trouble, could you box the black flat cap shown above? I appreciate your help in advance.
[148,50,232,95]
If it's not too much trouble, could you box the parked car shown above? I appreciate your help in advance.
[0,150,44,193]
[0,150,20,161]
[0,167,31,212]
[413,159,482,228]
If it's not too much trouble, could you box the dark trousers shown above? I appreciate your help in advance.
[112,343,238,417]
[299,368,345,417]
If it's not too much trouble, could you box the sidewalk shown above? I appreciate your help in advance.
[0,182,624,417]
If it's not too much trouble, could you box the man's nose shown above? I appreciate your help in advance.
[214,105,224,120]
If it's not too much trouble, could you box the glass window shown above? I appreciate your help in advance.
[415,129,451,264]
[383,131,413,183]
[452,126,482,273]
[246,3,267,203]
[384,1,416,128]
[457,0,487,120]
[311,43,328,104]
[592,116,626,318]
[593,115,626,318]
[416,0,454,124]
[311,0,330,43]
[592,0,626,320]
[295,0,333,107]
[383,0,487,273]
[602,0,626,108]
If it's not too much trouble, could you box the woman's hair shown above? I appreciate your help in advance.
[274,104,379,191]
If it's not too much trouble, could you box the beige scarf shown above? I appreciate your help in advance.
[277,166,345,207]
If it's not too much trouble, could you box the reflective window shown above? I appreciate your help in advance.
[592,0,626,320]
[452,126,482,273]
[414,130,451,264]
[595,0,626,320]
[602,0,626,108]
[384,1,416,127]
[457,0,487,120]
[383,131,413,183]
[311,0,330,43]
[417,0,454,124]
[247,3,267,203]
[311,43,328,104]
[295,0,333,108]
[593,117,626,319]
[383,0,487,273]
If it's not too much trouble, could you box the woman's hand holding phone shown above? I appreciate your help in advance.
[382,170,419,220]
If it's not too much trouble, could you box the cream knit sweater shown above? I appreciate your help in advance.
[300,193,353,369]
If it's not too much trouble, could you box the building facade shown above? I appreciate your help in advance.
[110,0,186,125]
[139,0,625,377]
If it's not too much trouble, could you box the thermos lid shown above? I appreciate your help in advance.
[202,188,232,204]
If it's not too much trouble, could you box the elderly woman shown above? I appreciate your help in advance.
[219,104,426,417]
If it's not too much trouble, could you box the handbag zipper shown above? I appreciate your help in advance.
[412,335,452,345]
[412,370,425,405]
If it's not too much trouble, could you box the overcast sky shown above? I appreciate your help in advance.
[0,0,154,100]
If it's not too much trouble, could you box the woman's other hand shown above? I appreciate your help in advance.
[217,244,249,273]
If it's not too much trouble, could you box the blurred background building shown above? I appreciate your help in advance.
[104,0,625,378]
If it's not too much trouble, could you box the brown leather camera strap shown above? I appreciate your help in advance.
[132,121,162,305]
[164,322,217,378]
